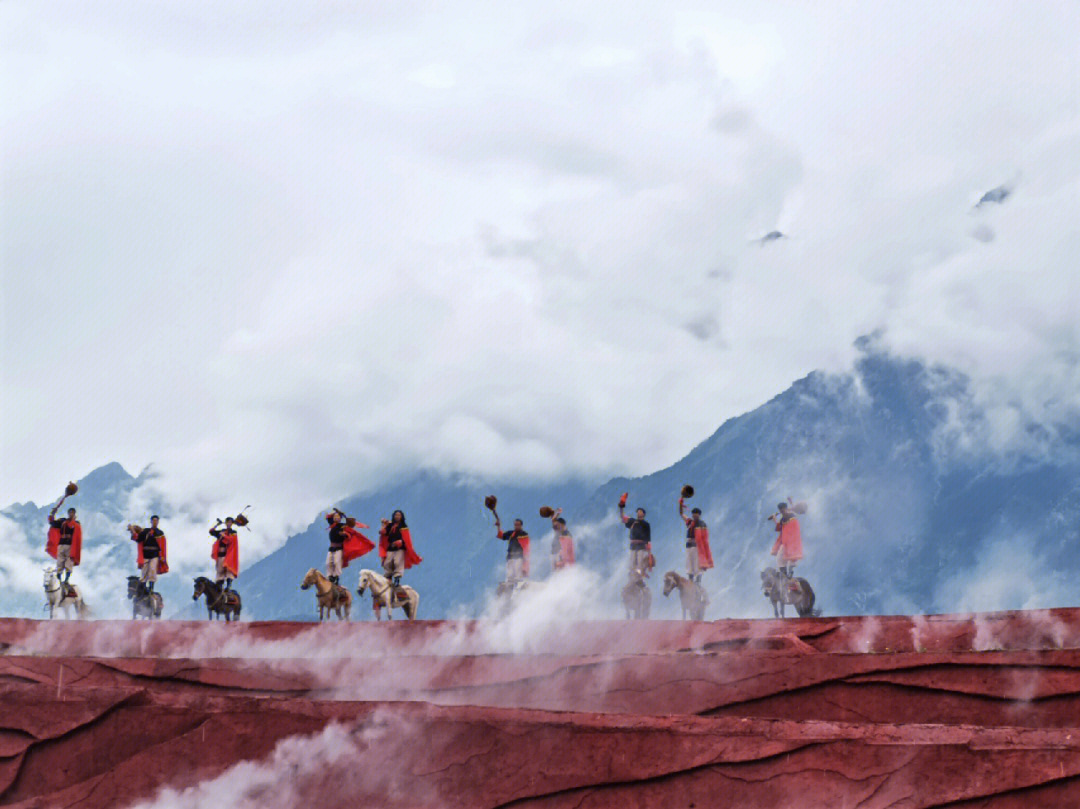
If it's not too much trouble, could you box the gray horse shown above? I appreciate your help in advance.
[761,567,817,618]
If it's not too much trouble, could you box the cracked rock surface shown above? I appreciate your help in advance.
[1,610,1079,807]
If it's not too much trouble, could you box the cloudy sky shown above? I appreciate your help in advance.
[3,1,1079,535]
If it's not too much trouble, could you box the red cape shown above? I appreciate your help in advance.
[554,534,575,568]
[45,521,82,566]
[211,532,240,577]
[687,521,714,570]
[341,526,375,567]
[771,517,804,562]
[136,533,170,575]
[379,526,422,569]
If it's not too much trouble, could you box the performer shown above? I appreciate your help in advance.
[495,516,531,584]
[617,493,652,587]
[550,508,575,571]
[769,499,804,584]
[209,516,240,591]
[45,506,82,586]
[326,509,373,584]
[678,497,713,584]
[378,510,421,596]
[128,515,169,592]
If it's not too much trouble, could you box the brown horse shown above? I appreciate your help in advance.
[192,577,242,621]
[662,571,708,620]
[621,580,651,620]
[300,568,352,621]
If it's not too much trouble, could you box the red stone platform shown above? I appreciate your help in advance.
[1,610,1078,807]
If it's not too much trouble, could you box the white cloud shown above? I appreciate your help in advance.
[2,0,1078,560]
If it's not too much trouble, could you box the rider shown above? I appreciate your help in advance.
[677,496,713,584]
[46,506,82,588]
[769,499,804,586]
[618,493,652,587]
[495,516,531,585]
[550,508,575,571]
[326,509,374,585]
[378,510,421,597]
[209,516,240,592]
[129,515,169,593]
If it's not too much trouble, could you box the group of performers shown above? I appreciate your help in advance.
[44,478,807,610]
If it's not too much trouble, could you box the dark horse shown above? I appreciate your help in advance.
[192,577,242,621]
[761,567,818,618]
[127,576,163,620]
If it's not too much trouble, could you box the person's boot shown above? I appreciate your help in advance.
[329,575,339,585]
[392,575,402,599]
[146,581,154,594]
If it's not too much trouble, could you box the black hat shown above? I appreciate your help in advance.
[690,507,701,515]
[151,514,160,520]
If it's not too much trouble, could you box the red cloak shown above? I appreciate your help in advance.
[136,533,170,575]
[211,531,240,577]
[341,526,375,567]
[379,526,422,569]
[772,517,804,562]
[554,533,575,568]
[498,529,531,576]
[45,521,82,566]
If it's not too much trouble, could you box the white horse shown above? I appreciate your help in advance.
[43,568,89,619]
[357,569,419,620]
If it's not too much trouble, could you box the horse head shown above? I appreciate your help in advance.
[192,577,206,601]
[300,568,318,590]
[126,576,141,599]
[357,570,372,595]
[662,571,678,597]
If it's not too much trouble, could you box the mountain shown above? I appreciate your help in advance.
[6,340,1079,621]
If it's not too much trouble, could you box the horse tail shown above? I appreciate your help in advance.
[77,599,92,620]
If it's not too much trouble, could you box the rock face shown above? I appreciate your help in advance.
[2,611,1080,807]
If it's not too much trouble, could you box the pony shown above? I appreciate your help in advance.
[357,569,418,620]
[43,568,89,619]
[126,575,163,620]
[761,567,818,618]
[300,568,352,621]
[192,576,242,621]
[621,580,651,620]
[662,570,708,621]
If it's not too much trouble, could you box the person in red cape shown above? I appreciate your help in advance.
[769,500,804,586]
[378,510,420,596]
[495,515,530,585]
[618,493,653,588]
[325,509,374,584]
[678,497,713,584]
[46,505,82,586]
[128,515,169,593]
[209,516,240,591]
[549,508,574,571]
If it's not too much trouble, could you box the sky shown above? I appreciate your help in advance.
[3,1,1079,541]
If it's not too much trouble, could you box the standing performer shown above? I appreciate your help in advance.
[549,508,575,571]
[128,515,169,592]
[769,499,804,583]
[46,506,82,587]
[325,509,374,584]
[209,516,240,591]
[378,510,421,597]
[495,516,531,585]
[678,494,713,584]
[618,493,652,587]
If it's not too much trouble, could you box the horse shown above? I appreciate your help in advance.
[192,576,242,621]
[300,568,352,621]
[43,568,89,619]
[662,571,708,621]
[357,569,418,620]
[494,579,542,615]
[126,576,164,620]
[621,579,651,620]
[761,567,818,618]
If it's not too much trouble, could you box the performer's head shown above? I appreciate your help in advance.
[554,517,566,528]
[690,507,701,517]
[150,515,159,527]
[325,512,336,524]
[67,507,76,519]
[513,518,523,530]
[636,507,646,519]
[778,502,790,515]
[225,516,234,528]
[391,510,405,525]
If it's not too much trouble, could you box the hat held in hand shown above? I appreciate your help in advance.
[484,495,497,511]
[538,506,554,518]
[233,513,249,527]
[680,484,694,499]
[65,481,79,496]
